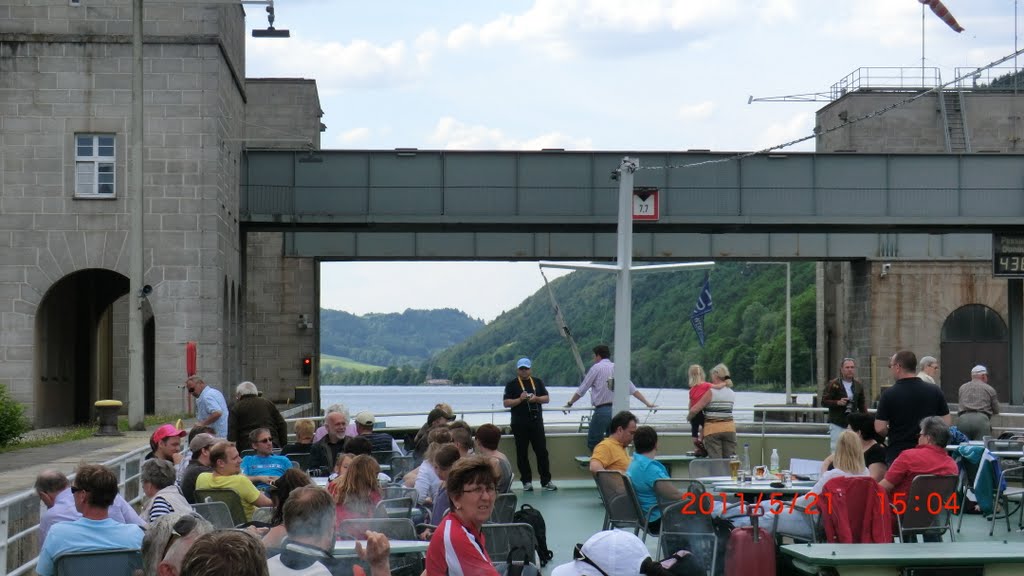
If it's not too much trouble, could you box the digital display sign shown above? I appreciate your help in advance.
[993,235,1024,277]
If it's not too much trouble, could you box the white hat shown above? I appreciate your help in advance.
[550,530,651,576]
[971,365,988,375]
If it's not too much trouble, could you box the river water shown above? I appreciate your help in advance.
[320,385,814,428]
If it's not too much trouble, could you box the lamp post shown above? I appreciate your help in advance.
[746,261,792,402]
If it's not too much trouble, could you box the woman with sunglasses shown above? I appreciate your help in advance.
[425,455,500,576]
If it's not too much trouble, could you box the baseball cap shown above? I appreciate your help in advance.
[354,411,375,426]
[152,424,187,444]
[516,357,532,369]
[189,432,217,453]
[550,530,651,576]
[971,365,988,375]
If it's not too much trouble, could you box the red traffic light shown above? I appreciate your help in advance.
[301,356,312,376]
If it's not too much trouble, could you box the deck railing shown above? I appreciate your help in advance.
[0,445,149,576]
[830,67,942,100]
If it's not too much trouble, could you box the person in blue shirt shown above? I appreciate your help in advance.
[36,463,144,576]
[186,376,229,438]
[626,425,673,535]
[240,427,294,492]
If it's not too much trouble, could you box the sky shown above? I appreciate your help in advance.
[242,0,1022,322]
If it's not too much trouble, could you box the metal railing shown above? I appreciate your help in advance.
[0,445,149,576]
[830,67,942,100]
[953,67,1023,90]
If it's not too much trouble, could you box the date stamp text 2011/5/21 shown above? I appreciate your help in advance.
[678,492,832,516]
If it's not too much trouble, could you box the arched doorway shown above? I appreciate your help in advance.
[34,269,155,426]
[939,304,1008,403]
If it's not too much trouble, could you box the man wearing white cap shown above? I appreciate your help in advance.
[957,365,1000,440]
[502,357,555,492]
[551,530,671,576]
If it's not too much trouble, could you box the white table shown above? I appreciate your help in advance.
[334,539,429,557]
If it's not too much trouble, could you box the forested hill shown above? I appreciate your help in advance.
[430,262,816,390]
[320,308,484,367]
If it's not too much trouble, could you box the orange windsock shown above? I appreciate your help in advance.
[919,0,964,33]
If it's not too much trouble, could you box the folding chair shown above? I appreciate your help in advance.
[594,470,648,540]
[953,444,985,532]
[285,452,310,471]
[991,465,1024,535]
[657,500,718,575]
[372,450,396,467]
[192,501,235,529]
[195,488,248,526]
[54,549,142,576]
[488,492,518,524]
[650,478,703,532]
[390,455,416,480]
[894,474,958,542]
[687,458,732,479]
[382,485,418,501]
[481,522,537,565]
[813,476,891,544]
[337,518,422,576]
[374,496,414,519]
[251,506,274,524]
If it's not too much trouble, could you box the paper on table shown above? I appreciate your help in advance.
[789,458,823,478]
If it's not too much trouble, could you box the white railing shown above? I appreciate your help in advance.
[0,444,149,576]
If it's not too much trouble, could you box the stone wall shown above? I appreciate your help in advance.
[246,79,323,149]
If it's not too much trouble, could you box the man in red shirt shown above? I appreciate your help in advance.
[880,415,957,541]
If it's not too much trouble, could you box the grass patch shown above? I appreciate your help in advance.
[0,412,192,455]
[321,353,385,372]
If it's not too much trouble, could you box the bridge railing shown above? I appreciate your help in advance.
[0,445,149,576]
[954,67,1023,90]
[830,67,942,100]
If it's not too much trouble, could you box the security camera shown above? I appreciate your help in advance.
[140,284,153,297]
[880,263,891,278]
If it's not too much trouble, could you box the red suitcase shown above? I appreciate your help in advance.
[724,507,776,576]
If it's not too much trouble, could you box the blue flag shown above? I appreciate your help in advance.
[690,273,713,347]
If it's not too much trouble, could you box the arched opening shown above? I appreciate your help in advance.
[34,269,155,426]
[940,304,1008,403]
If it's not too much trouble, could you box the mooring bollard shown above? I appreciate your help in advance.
[94,399,124,436]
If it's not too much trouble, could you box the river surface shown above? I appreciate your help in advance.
[320,385,814,428]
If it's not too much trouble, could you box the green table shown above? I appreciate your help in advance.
[573,454,697,476]
[781,542,1024,576]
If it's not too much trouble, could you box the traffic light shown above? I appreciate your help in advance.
[302,356,312,376]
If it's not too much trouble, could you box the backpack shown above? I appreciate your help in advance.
[512,503,554,566]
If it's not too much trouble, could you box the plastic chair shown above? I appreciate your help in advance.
[372,450,397,467]
[337,518,422,575]
[374,496,414,519]
[488,492,518,524]
[657,499,718,575]
[252,506,274,524]
[594,471,648,540]
[192,501,235,529]
[54,548,142,576]
[382,485,418,501]
[687,458,732,479]
[894,474,958,542]
[195,489,247,526]
[285,452,310,471]
[390,455,415,480]
[481,522,537,565]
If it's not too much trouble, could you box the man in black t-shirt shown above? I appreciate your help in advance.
[875,349,951,465]
[502,357,556,491]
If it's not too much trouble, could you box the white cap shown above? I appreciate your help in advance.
[971,365,988,375]
[550,530,650,576]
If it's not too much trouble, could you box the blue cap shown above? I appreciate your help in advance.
[516,357,532,369]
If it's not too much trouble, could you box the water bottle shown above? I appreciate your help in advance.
[741,443,751,476]
[770,448,780,474]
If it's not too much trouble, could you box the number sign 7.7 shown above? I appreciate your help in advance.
[633,187,659,221]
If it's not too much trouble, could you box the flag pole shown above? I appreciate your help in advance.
[922,2,926,87]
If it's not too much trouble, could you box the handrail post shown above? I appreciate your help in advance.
[0,505,8,576]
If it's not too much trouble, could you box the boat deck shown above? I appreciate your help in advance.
[514,481,1024,575]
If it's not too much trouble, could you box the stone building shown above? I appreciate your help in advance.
[0,1,320,425]
[815,70,1024,403]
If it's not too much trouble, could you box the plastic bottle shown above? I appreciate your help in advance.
[741,443,751,475]
[770,448,780,474]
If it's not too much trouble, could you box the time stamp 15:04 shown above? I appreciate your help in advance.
[678,492,960,516]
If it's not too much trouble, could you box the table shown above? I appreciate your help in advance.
[312,476,329,487]
[573,454,697,476]
[334,539,429,558]
[709,480,815,497]
[780,542,1024,576]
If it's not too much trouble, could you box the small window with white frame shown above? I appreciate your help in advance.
[75,134,116,197]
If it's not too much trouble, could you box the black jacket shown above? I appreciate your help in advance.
[821,377,867,427]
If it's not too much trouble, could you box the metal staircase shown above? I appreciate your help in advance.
[938,88,972,153]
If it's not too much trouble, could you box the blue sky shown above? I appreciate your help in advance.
[244,0,1020,321]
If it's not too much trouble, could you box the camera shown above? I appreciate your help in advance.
[527,393,535,399]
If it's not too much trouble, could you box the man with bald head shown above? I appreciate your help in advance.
[875,350,951,465]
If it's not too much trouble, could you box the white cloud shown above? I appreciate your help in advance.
[429,117,593,150]
[339,127,371,144]
[820,0,921,48]
[248,38,419,90]
[678,101,715,121]
[753,111,815,152]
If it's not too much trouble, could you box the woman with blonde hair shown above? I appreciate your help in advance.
[334,454,382,536]
[688,363,736,458]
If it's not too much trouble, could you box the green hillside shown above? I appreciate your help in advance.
[334,262,816,390]
[320,354,385,372]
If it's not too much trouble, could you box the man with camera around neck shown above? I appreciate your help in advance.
[503,357,556,492]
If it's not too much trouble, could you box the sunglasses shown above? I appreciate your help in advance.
[256,438,273,444]
[162,513,202,559]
